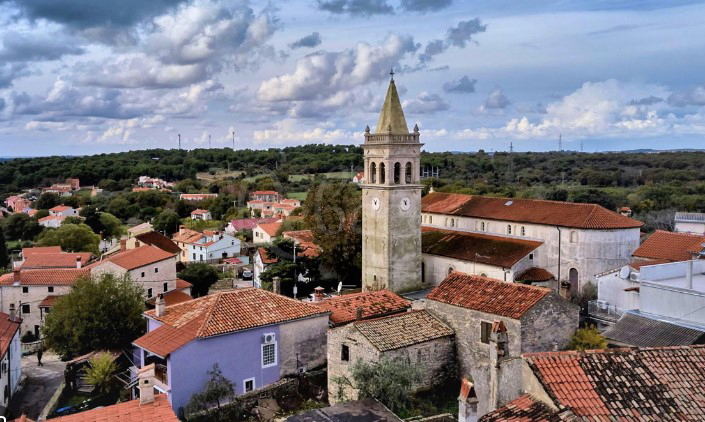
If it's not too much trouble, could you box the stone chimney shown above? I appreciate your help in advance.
[138,364,156,405]
[76,255,82,269]
[272,277,281,295]
[155,294,165,317]
[120,239,127,252]
[13,269,20,284]
[488,320,508,412]
[313,286,325,302]
[179,225,186,235]
[458,378,478,422]
[355,306,363,321]
[687,260,694,290]
[9,304,16,322]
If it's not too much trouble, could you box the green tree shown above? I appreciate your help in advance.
[178,263,219,297]
[567,325,607,351]
[36,223,100,254]
[43,273,146,358]
[99,212,124,239]
[80,205,104,234]
[4,213,42,241]
[303,182,362,284]
[259,238,321,296]
[34,209,50,219]
[184,363,237,421]
[571,188,616,211]
[153,210,181,235]
[61,216,84,225]
[0,226,8,269]
[35,192,60,210]
[85,352,118,395]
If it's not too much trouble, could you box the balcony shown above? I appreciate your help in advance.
[155,363,168,385]
[588,300,625,323]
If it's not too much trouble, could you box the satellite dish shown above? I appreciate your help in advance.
[619,266,631,279]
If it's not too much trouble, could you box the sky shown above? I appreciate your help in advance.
[1,0,705,156]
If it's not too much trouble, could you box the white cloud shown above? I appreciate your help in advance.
[252,119,358,144]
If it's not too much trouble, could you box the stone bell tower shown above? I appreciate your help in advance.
[361,71,423,293]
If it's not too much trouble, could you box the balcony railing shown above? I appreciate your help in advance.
[588,300,625,323]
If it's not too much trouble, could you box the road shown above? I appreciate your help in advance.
[7,352,66,420]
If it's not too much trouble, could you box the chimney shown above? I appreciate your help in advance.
[272,277,281,295]
[120,239,127,252]
[13,269,20,284]
[488,320,508,413]
[9,304,16,322]
[458,378,479,422]
[179,225,186,235]
[313,286,325,302]
[155,294,165,317]
[138,364,156,405]
[355,306,363,321]
[135,240,140,248]
[76,255,82,269]
[687,260,694,290]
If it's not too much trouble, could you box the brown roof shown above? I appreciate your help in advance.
[50,394,178,421]
[134,316,204,357]
[144,288,329,338]
[176,278,192,289]
[135,231,182,254]
[479,394,574,421]
[422,192,643,230]
[524,345,705,421]
[21,252,93,269]
[146,290,193,307]
[283,230,321,258]
[0,268,90,286]
[258,222,282,237]
[38,295,60,308]
[258,247,278,264]
[354,310,453,352]
[422,227,542,268]
[314,290,411,326]
[172,228,204,244]
[106,245,174,270]
[427,272,551,319]
[515,267,555,282]
[0,312,21,357]
[632,230,705,262]
[191,209,209,215]
[21,246,61,256]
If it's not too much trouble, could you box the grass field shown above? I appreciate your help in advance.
[196,168,244,181]
[288,171,354,182]
[287,192,308,201]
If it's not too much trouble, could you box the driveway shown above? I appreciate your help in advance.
[7,352,66,420]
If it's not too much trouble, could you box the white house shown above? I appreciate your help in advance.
[38,215,66,228]
[179,193,217,202]
[675,212,705,235]
[352,172,365,184]
[48,205,78,216]
[253,247,278,288]
[190,209,212,221]
[0,311,21,415]
[172,228,241,263]
[253,222,282,245]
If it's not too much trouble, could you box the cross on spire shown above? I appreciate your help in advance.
[390,67,394,82]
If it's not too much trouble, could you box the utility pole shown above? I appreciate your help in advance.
[580,141,584,152]
[208,134,211,149]
[232,130,235,150]
[558,133,562,152]
[178,134,181,150]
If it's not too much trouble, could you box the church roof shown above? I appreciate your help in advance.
[375,79,409,134]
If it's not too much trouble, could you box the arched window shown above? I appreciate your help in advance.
[521,226,526,236]
[393,162,401,184]
[429,215,433,224]
[451,218,456,228]
[481,222,485,231]
[444,218,448,226]
[569,268,579,295]
[448,267,455,276]
[480,273,488,277]
[570,231,578,243]
[380,163,386,184]
[405,162,413,184]
[507,225,512,235]
[370,162,377,184]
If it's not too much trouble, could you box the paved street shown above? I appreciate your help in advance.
[7,352,66,420]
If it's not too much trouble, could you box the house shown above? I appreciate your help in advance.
[327,310,454,404]
[618,206,632,217]
[125,231,181,255]
[127,222,154,238]
[66,178,80,191]
[4,196,30,213]
[312,290,411,327]
[0,268,90,337]
[132,187,152,192]
[475,345,705,421]
[38,215,66,228]
[422,272,579,416]
[282,230,320,258]
[190,209,212,221]
[43,185,72,196]
[421,192,643,294]
[421,227,545,286]
[632,229,705,264]
[172,227,241,263]
[352,172,365,184]
[225,217,279,236]
[253,222,282,244]
[179,193,217,202]
[253,247,278,288]
[0,311,22,415]
[48,205,78,217]
[250,190,281,202]
[18,251,92,270]
[131,289,330,412]
[675,212,705,234]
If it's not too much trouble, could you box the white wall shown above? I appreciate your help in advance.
[640,281,705,325]
[675,221,705,235]
[596,271,640,311]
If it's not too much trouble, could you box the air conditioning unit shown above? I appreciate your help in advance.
[629,273,638,281]
[263,333,275,344]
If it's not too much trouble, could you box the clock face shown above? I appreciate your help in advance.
[371,197,381,211]
[400,197,411,211]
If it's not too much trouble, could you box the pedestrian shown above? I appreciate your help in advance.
[37,347,43,367]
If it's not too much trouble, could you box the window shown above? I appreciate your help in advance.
[370,162,377,184]
[521,226,526,236]
[405,162,413,184]
[22,287,28,293]
[48,286,54,293]
[507,225,512,235]
[480,273,488,277]
[147,288,153,298]
[141,272,145,278]
[380,163,386,184]
[163,282,168,292]
[481,222,485,231]
[448,267,455,276]
[155,268,159,273]
[529,253,534,260]
[243,378,255,393]
[393,162,401,184]
[262,342,277,368]
[193,253,196,260]
[429,216,433,224]
[570,231,578,243]
[182,250,186,257]
[341,344,350,362]
[22,304,30,314]
[199,254,204,261]
[480,321,492,344]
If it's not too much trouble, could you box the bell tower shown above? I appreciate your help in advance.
[361,71,423,293]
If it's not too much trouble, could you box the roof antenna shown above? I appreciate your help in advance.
[390,67,395,83]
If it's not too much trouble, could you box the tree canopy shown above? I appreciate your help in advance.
[178,263,219,297]
[36,223,100,255]
[153,210,181,235]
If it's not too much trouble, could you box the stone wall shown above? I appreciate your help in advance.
[520,292,579,353]
[279,314,329,377]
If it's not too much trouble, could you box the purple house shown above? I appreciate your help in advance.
[132,288,330,413]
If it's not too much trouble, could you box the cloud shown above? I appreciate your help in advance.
[629,95,663,105]
[419,18,486,64]
[257,33,418,102]
[403,92,450,114]
[315,0,393,16]
[668,85,705,107]
[0,63,30,88]
[483,88,510,109]
[289,32,322,49]
[253,119,356,144]
[0,31,85,62]
[400,0,452,12]
[443,75,477,93]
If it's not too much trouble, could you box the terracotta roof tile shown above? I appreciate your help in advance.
[516,267,555,282]
[146,290,193,307]
[134,231,181,254]
[422,227,542,268]
[38,295,60,308]
[354,310,453,352]
[133,316,203,357]
[427,272,551,319]
[49,205,71,212]
[191,209,209,215]
[633,230,705,262]
[106,245,174,270]
[21,252,93,269]
[50,394,178,421]
[171,228,204,244]
[258,247,278,264]
[313,290,411,326]
[0,268,90,286]
[0,312,21,357]
[38,215,66,223]
[21,246,61,256]
[229,218,278,231]
[479,394,576,421]
[258,222,282,237]
[176,278,192,289]
[422,192,643,230]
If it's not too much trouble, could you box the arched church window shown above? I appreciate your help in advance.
[521,226,526,236]
[481,222,485,231]
[480,273,488,277]
[451,219,455,228]
[507,225,512,235]
[380,163,386,184]
[394,162,401,184]
[429,216,433,224]
[405,162,413,184]
[370,162,377,184]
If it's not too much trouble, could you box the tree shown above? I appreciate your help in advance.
[35,192,60,210]
[36,223,100,254]
[99,212,124,239]
[178,263,219,297]
[184,363,237,421]
[259,238,321,296]
[61,216,84,225]
[571,188,616,211]
[0,226,8,269]
[80,205,104,234]
[85,352,118,395]
[303,182,362,284]
[43,273,146,358]
[34,209,50,219]
[153,210,181,235]
[567,325,607,351]
[4,213,42,241]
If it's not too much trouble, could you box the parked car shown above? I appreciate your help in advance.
[242,269,253,280]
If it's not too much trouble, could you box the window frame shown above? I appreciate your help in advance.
[147,288,153,298]
[22,287,28,293]
[480,321,492,344]
[261,341,277,368]
[48,286,54,293]
[22,304,30,314]
[243,377,255,393]
[341,344,350,362]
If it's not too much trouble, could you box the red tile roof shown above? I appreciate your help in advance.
[283,230,320,258]
[38,295,60,308]
[146,290,192,307]
[427,272,551,319]
[176,278,192,289]
[191,209,209,215]
[253,190,279,195]
[105,245,174,270]
[479,394,571,421]
[229,218,278,231]
[258,247,278,264]
[628,258,671,270]
[134,317,203,357]
[0,312,21,357]
[422,227,542,268]
[172,228,204,244]
[21,252,93,269]
[515,267,555,282]
[422,192,643,230]
[22,246,61,256]
[353,310,453,352]
[49,205,72,212]
[313,290,411,326]
[524,345,705,421]
[50,394,178,421]
[258,222,282,237]
[134,231,182,254]
[632,230,705,262]
[0,268,90,286]
[38,215,66,223]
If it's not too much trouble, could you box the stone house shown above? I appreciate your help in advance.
[132,289,330,413]
[327,310,454,404]
[313,289,411,327]
[48,205,78,217]
[422,271,579,417]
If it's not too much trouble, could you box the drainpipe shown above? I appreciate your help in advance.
[556,227,562,293]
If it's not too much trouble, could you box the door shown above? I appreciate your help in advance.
[569,268,579,296]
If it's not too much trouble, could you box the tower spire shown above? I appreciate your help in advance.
[375,74,408,134]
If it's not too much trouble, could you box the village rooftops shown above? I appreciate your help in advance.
[479,394,573,422]
[127,222,153,235]
[146,290,192,307]
[0,311,21,357]
[38,215,66,223]
[313,290,411,326]
[175,278,192,289]
[353,310,453,352]
[252,190,279,195]
[135,288,329,357]
[515,267,555,282]
[21,246,62,257]
[427,272,551,319]
[603,311,705,347]
[105,245,174,270]
[49,394,177,421]
[172,228,204,244]
[229,217,279,231]
[21,252,93,269]
[633,230,705,262]
[421,192,644,230]
[675,212,705,223]
[191,209,209,215]
[421,227,542,268]
[283,230,320,258]
[0,267,90,286]
[258,222,282,237]
[49,205,72,212]
[523,345,705,421]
